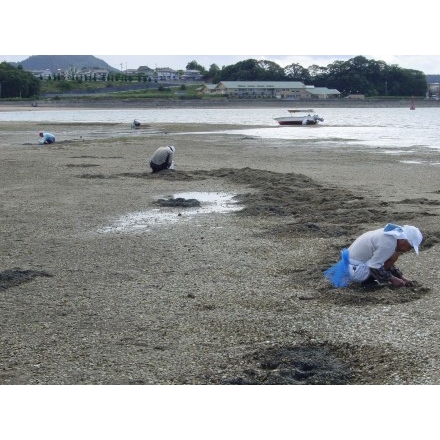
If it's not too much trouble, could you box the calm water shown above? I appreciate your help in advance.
[2,106,440,151]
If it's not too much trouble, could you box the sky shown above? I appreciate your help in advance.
[2,1,440,74]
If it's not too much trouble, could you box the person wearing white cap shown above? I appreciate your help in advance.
[323,223,423,288]
[149,145,175,173]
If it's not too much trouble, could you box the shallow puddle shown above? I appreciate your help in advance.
[98,191,242,233]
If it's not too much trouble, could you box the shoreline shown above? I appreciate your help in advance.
[2,97,440,111]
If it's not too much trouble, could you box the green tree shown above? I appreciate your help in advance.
[386,66,427,96]
[58,81,74,92]
[186,60,207,75]
[307,64,328,79]
[212,58,287,82]
[207,63,220,80]
[313,56,426,97]
[284,63,310,82]
[256,60,285,80]
[0,62,41,98]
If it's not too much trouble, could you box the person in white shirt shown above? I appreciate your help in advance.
[324,223,423,288]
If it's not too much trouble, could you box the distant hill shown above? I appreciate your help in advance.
[13,55,119,72]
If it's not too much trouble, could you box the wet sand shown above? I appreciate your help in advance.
[1,118,440,384]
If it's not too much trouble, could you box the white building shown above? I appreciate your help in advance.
[180,69,203,81]
[155,67,180,81]
[202,81,340,99]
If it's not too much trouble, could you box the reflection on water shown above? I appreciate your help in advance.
[98,192,242,234]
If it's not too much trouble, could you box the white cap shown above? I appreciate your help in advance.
[402,225,423,254]
[168,145,175,153]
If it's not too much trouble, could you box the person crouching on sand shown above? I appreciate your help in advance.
[149,145,175,173]
[323,223,423,288]
[39,132,55,145]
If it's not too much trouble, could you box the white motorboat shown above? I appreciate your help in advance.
[274,109,324,126]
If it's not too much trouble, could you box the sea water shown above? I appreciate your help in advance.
[2,106,440,153]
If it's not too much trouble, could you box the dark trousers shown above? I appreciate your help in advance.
[150,161,169,173]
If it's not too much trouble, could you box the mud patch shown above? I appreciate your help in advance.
[74,167,439,237]
[213,340,425,385]
[105,167,398,233]
[0,269,53,291]
[118,170,206,182]
[153,197,201,208]
[260,221,349,239]
[221,344,353,385]
[160,168,424,237]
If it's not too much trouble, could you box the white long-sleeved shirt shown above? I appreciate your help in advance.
[348,228,397,269]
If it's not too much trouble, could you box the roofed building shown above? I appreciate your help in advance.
[156,67,179,81]
[201,81,340,99]
[180,69,204,81]
[198,84,217,94]
[137,66,155,78]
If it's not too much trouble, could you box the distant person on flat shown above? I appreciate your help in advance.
[131,119,141,129]
[39,132,56,145]
[149,145,175,173]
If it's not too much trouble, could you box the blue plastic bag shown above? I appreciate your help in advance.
[323,248,351,288]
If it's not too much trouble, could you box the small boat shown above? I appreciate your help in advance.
[274,109,324,126]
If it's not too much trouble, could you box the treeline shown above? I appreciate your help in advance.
[190,56,427,97]
[0,56,428,99]
[0,62,41,98]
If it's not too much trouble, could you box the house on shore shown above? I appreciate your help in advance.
[30,69,53,79]
[198,84,217,94]
[137,66,155,79]
[180,69,204,81]
[200,81,340,99]
[155,67,180,81]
